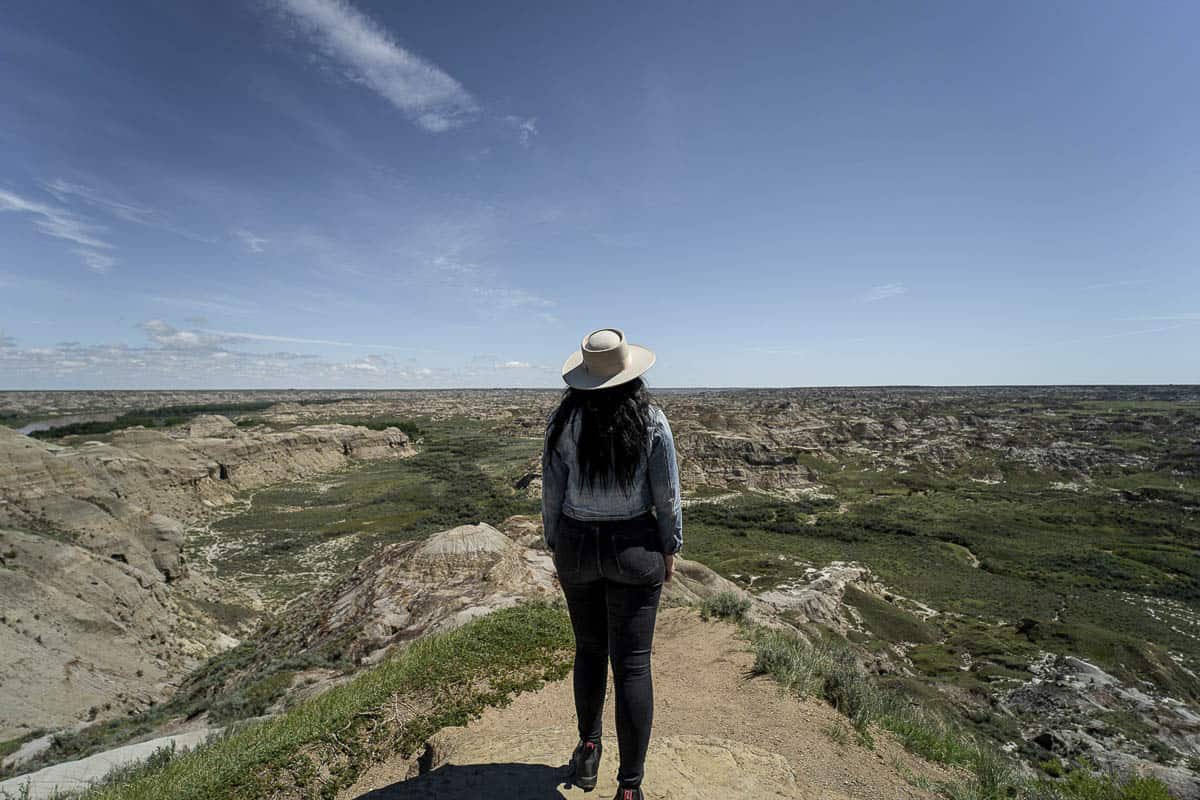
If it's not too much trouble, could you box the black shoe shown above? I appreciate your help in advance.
[613,787,643,800]
[570,739,602,791]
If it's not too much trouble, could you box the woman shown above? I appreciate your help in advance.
[542,328,683,800]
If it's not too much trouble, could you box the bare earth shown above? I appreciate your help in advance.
[343,607,952,800]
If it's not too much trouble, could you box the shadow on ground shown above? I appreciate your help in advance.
[352,761,582,799]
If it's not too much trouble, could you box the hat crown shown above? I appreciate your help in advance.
[580,328,629,377]
[585,328,622,351]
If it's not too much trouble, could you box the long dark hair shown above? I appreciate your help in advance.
[546,377,653,493]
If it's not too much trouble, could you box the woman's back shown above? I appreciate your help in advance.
[542,389,682,556]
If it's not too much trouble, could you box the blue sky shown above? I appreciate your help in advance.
[0,0,1196,388]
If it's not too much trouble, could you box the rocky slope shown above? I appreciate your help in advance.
[0,417,413,738]
[181,516,753,704]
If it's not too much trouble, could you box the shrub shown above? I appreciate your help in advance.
[699,591,751,622]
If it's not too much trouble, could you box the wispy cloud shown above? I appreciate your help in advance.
[201,327,414,351]
[0,187,115,272]
[0,321,554,388]
[74,249,116,274]
[1118,313,1200,321]
[143,293,261,317]
[592,231,649,249]
[42,178,153,224]
[140,319,228,350]
[42,177,213,243]
[1013,321,1200,352]
[504,115,538,146]
[858,282,908,303]
[271,0,479,132]
[1083,279,1149,291]
[232,228,268,253]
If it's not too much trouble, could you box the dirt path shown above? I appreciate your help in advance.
[343,608,951,799]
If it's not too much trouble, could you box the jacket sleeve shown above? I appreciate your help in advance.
[541,431,567,550]
[648,409,683,554]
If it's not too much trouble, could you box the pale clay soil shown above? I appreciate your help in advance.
[343,607,954,799]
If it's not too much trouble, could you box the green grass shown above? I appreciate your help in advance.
[748,625,1177,800]
[196,416,541,603]
[843,586,939,644]
[75,601,573,800]
[330,417,423,438]
[682,480,1200,689]
[27,402,274,439]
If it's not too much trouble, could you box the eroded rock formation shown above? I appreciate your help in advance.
[0,419,414,737]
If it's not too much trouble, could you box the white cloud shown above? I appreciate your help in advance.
[0,188,115,267]
[472,285,556,310]
[858,282,908,303]
[41,177,213,243]
[75,249,116,274]
[144,293,261,316]
[272,0,479,132]
[0,321,552,388]
[232,228,269,253]
[42,178,153,225]
[1083,279,1149,291]
[1119,313,1200,321]
[1013,320,1200,352]
[498,360,531,369]
[345,358,383,372]
[202,328,412,351]
[140,319,230,350]
[504,115,538,146]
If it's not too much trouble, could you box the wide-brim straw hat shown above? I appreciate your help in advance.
[561,328,656,390]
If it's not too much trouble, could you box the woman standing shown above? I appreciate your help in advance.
[542,328,683,800]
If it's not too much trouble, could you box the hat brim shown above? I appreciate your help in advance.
[561,344,656,390]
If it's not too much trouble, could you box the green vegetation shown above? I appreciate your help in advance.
[0,731,43,762]
[682,476,1200,697]
[699,591,751,622]
[843,586,938,644]
[28,402,274,439]
[75,601,572,800]
[679,396,1198,790]
[333,417,423,438]
[196,416,540,602]
[749,625,1175,800]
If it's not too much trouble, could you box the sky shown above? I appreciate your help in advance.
[0,0,1197,389]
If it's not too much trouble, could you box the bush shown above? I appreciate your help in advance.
[699,591,751,622]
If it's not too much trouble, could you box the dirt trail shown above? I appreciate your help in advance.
[343,608,951,799]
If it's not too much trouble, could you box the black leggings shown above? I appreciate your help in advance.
[552,512,665,789]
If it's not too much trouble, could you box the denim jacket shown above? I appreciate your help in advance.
[542,405,683,555]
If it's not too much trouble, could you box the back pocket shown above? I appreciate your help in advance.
[611,523,664,584]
